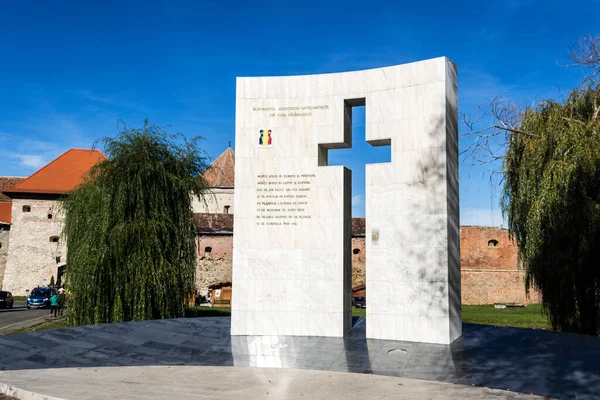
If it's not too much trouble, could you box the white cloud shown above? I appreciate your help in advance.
[0,133,67,174]
[15,154,47,169]
[352,194,362,206]
[461,208,506,228]
[2,152,50,170]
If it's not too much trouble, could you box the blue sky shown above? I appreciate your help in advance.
[0,1,598,225]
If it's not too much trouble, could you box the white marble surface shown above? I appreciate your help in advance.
[232,57,460,342]
[365,58,461,344]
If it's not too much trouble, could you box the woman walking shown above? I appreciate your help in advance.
[50,291,59,317]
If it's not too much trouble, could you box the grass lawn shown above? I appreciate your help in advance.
[462,304,551,330]
[353,305,551,330]
[9,317,69,335]
[353,308,366,317]
[10,304,552,335]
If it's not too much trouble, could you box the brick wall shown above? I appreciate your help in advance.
[461,270,540,305]
[2,198,67,295]
[192,222,541,304]
[460,226,540,304]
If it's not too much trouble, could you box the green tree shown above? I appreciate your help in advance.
[62,121,211,326]
[502,85,600,334]
[462,35,600,335]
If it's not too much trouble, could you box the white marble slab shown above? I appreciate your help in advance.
[232,57,460,343]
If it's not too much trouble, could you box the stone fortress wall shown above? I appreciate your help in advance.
[460,226,540,304]
[193,215,539,305]
[0,228,9,288]
[1,202,538,304]
[195,234,234,289]
[2,198,67,295]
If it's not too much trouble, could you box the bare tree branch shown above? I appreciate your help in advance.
[461,34,600,168]
[568,35,600,77]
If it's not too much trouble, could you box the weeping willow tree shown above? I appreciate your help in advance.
[63,122,211,326]
[502,84,600,335]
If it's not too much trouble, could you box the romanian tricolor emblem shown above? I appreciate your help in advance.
[258,129,273,147]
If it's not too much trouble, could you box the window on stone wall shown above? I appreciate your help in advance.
[224,205,230,214]
[50,236,59,243]
[353,248,360,254]
[0,242,2,249]
[22,205,31,212]
[488,239,499,248]
[205,246,212,253]
[48,213,53,219]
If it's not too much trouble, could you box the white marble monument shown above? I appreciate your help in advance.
[232,57,460,344]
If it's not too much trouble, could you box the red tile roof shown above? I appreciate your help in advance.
[0,202,12,225]
[4,149,106,196]
[352,218,365,236]
[0,177,26,224]
[203,147,235,188]
[0,177,25,202]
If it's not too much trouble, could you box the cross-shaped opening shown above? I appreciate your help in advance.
[317,97,392,328]
[318,98,391,217]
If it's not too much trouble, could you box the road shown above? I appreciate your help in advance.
[0,301,49,331]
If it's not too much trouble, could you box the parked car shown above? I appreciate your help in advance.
[27,287,52,309]
[352,296,366,308]
[0,291,14,309]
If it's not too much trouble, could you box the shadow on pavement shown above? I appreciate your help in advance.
[0,318,599,399]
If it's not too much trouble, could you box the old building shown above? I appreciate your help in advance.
[1,149,105,295]
[192,147,235,214]
[0,177,26,288]
[194,213,234,289]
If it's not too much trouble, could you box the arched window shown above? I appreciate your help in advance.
[205,246,212,253]
[353,248,361,254]
[50,236,59,243]
[224,205,231,214]
[22,205,31,212]
[488,239,499,248]
[48,213,53,219]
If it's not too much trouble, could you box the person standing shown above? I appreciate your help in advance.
[50,291,59,317]
[57,288,66,316]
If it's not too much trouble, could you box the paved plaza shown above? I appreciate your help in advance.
[0,317,599,398]
[1,365,544,400]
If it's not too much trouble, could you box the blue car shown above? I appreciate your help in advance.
[27,287,52,309]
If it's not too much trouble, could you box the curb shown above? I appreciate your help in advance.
[0,381,65,400]
[0,316,51,336]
